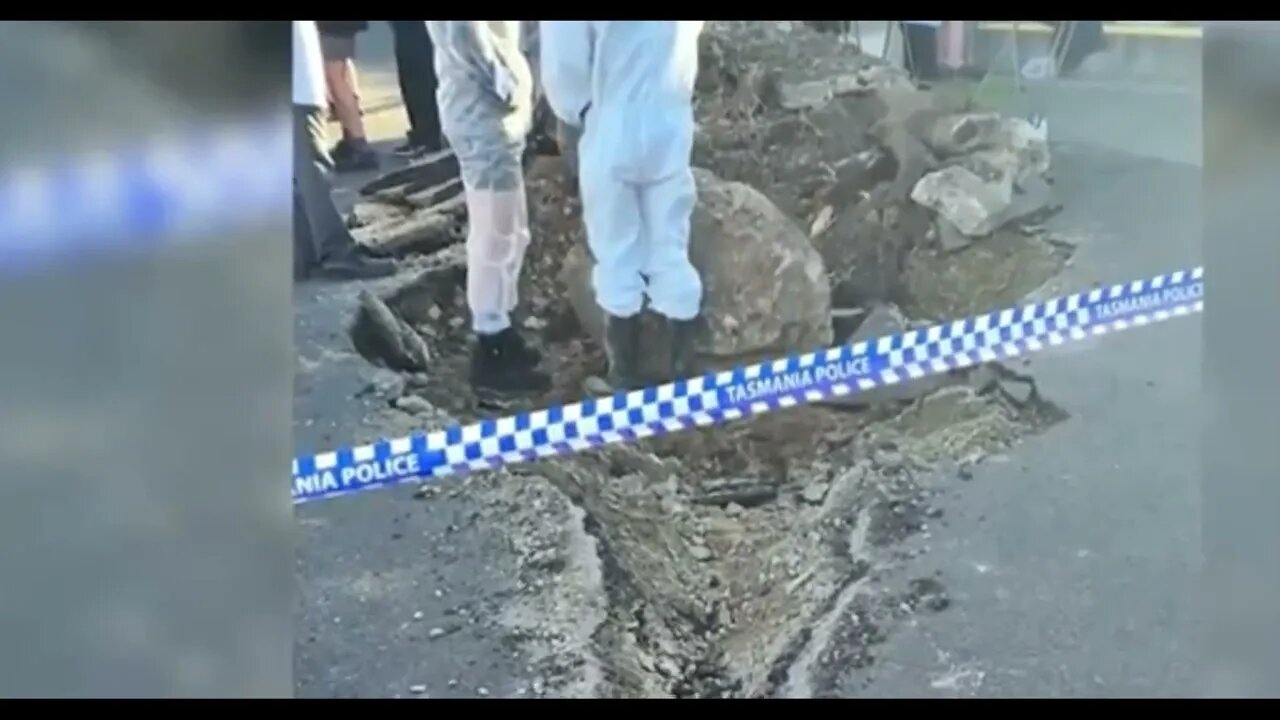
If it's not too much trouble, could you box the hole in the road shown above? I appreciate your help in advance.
[333,22,1082,698]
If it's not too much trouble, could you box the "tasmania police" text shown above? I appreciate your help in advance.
[723,355,873,406]
[1094,281,1202,322]
[293,454,422,500]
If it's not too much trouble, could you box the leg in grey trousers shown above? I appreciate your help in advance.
[292,104,394,280]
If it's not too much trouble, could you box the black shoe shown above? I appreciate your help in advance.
[471,329,550,395]
[392,140,423,158]
[334,146,379,174]
[666,317,700,381]
[603,313,643,391]
[314,249,397,280]
[330,138,355,162]
[484,326,542,368]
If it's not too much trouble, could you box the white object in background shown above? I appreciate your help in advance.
[939,20,967,70]
[1026,114,1050,143]
[291,21,327,108]
[1020,55,1056,80]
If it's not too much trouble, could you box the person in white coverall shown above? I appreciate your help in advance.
[426,21,548,395]
[540,21,705,390]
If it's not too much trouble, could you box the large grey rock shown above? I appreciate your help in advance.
[923,133,1053,236]
[925,113,1050,186]
[923,112,1005,157]
[562,168,832,371]
[1000,116,1051,181]
[910,165,1012,238]
[931,113,1049,178]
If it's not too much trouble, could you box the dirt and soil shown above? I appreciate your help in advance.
[320,21,1082,697]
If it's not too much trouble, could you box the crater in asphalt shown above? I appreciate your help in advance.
[327,21,1079,697]
[342,225,1069,697]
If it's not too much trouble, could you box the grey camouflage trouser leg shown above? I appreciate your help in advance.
[292,104,354,266]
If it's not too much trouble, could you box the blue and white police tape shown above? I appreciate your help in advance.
[0,118,291,274]
[293,266,1204,505]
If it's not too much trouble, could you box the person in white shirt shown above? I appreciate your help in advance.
[292,20,394,280]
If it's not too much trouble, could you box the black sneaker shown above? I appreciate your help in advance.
[392,140,422,158]
[314,249,397,280]
[334,146,379,174]
[330,138,355,162]
[470,329,550,395]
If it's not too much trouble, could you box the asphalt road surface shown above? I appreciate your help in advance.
[844,140,1202,698]
[294,25,1203,697]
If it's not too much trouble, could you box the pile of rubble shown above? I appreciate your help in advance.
[353,21,1068,388]
[339,21,1073,698]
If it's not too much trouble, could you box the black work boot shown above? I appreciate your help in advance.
[314,246,396,280]
[666,317,700,382]
[603,313,643,391]
[470,328,550,396]
[489,326,542,368]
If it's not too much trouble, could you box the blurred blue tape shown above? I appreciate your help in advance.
[0,118,291,273]
[292,266,1204,505]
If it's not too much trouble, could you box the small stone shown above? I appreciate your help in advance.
[689,544,714,561]
[801,482,830,505]
[427,305,443,320]
[448,678,459,688]
[409,684,428,695]
[523,315,547,330]
[428,626,447,639]
[449,316,464,328]
[394,394,434,415]
[412,610,424,621]
[583,375,612,396]
[874,448,905,470]
[724,502,744,517]
[778,79,833,111]
[477,687,490,697]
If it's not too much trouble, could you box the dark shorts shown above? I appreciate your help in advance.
[319,34,356,61]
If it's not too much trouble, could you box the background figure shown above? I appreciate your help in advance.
[427,20,549,395]
[294,21,394,280]
[899,21,941,82]
[317,20,377,173]
[541,21,705,391]
[1047,21,1107,76]
[388,20,443,158]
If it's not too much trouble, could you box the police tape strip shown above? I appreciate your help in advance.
[293,266,1204,505]
[0,118,291,273]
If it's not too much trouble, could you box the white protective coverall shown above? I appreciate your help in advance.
[427,21,535,335]
[540,21,704,322]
